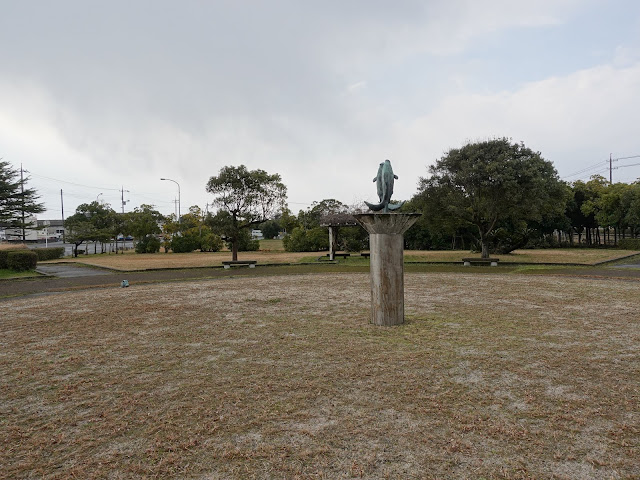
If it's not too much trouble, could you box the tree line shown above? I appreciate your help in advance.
[404,140,640,256]
[3,139,640,259]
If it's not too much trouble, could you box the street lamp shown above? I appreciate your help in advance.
[160,178,181,222]
[97,193,103,203]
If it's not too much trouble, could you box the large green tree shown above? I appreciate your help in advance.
[206,165,287,260]
[418,138,565,258]
[126,204,164,253]
[64,201,117,256]
[64,213,96,257]
[0,160,45,239]
[78,201,116,253]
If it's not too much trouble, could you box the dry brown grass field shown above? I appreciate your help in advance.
[1,272,638,479]
[41,248,639,271]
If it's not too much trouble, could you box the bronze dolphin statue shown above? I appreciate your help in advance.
[365,160,405,213]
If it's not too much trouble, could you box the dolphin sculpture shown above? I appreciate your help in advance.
[365,159,405,212]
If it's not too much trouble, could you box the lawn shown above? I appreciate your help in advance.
[0,269,40,280]
[41,247,639,271]
[1,272,638,479]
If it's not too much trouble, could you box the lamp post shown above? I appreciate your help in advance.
[160,178,181,222]
[96,193,103,203]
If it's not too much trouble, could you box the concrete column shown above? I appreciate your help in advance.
[354,213,421,326]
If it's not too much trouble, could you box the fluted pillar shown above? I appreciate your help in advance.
[354,213,421,326]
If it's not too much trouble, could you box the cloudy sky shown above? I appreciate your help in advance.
[1,0,640,219]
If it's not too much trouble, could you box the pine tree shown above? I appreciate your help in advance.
[0,160,45,239]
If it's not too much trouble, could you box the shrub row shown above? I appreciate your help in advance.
[618,238,640,250]
[0,250,38,271]
[0,250,9,269]
[34,247,65,261]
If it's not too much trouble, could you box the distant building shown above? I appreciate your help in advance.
[4,216,39,241]
[37,220,66,240]
[4,218,65,242]
[251,229,264,240]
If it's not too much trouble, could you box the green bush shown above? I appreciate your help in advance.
[7,250,38,271]
[0,251,10,269]
[200,233,223,252]
[135,236,162,253]
[618,238,640,250]
[226,229,260,252]
[34,247,65,261]
[171,235,200,253]
[340,226,368,252]
[0,247,28,269]
[283,227,329,252]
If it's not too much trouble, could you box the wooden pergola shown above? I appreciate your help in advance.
[319,213,359,260]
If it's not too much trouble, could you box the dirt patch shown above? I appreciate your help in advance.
[1,273,638,479]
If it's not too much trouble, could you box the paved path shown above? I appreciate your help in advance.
[610,260,640,269]
[3,262,640,300]
[36,264,114,278]
[0,264,360,299]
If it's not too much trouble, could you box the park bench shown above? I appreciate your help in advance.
[318,253,350,261]
[360,252,370,258]
[462,257,499,267]
[325,253,350,259]
[222,260,257,269]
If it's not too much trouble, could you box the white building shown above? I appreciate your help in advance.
[3,218,65,242]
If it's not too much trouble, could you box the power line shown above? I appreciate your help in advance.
[562,160,609,180]
[29,172,121,191]
[614,155,640,161]
[563,154,640,182]
[615,161,640,169]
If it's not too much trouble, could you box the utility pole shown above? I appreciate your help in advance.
[610,153,613,184]
[172,198,179,218]
[60,189,65,242]
[121,186,130,214]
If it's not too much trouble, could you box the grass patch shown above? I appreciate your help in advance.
[404,248,640,265]
[41,248,639,272]
[0,269,40,279]
[1,272,638,478]
[259,238,285,251]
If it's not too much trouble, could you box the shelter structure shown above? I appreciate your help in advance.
[319,213,358,261]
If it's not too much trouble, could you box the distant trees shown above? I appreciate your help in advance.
[282,199,367,252]
[260,220,281,240]
[575,177,640,245]
[127,204,164,253]
[64,201,117,256]
[414,138,566,257]
[0,160,44,239]
[163,206,223,253]
[206,165,287,260]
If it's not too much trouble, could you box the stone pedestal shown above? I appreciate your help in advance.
[354,213,421,326]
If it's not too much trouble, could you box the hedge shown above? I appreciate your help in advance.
[618,238,640,250]
[6,250,38,271]
[0,248,26,269]
[34,247,65,261]
[0,251,9,269]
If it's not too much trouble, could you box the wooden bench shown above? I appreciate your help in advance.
[462,257,499,267]
[222,260,257,269]
[325,253,350,259]
[360,252,370,258]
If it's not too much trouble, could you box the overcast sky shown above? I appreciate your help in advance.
[1,0,640,219]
